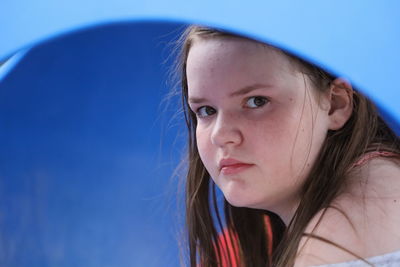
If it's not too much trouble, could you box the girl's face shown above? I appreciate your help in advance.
[186,37,331,223]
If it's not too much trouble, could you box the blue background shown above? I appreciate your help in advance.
[0,1,399,266]
[0,22,186,266]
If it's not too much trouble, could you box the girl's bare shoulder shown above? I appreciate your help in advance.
[294,158,400,267]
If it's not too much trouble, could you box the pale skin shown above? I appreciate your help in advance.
[186,36,400,266]
[295,158,400,266]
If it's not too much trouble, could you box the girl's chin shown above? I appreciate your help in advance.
[223,191,278,211]
[224,193,263,210]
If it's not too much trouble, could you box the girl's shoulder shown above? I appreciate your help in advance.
[295,157,400,267]
[310,249,400,267]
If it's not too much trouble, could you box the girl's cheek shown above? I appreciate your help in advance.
[242,104,277,122]
[196,129,211,153]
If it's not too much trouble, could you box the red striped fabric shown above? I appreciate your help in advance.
[216,216,273,267]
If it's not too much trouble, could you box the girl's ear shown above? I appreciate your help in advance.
[327,78,353,130]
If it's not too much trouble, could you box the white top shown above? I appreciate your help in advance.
[312,250,400,267]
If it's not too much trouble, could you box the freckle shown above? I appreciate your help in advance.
[394,199,397,203]
[289,98,294,102]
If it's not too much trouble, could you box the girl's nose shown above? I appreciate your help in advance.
[210,112,243,148]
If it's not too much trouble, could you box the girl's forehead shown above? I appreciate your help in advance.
[186,37,309,101]
[187,36,296,74]
[186,37,297,84]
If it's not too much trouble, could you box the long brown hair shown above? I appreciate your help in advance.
[176,25,400,267]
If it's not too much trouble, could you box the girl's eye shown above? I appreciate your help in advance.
[245,96,269,108]
[196,106,216,118]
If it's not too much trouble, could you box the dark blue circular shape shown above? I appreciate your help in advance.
[0,22,186,267]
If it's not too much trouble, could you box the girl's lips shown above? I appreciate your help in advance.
[221,163,253,175]
[219,159,254,175]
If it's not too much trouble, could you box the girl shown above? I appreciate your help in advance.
[176,25,400,266]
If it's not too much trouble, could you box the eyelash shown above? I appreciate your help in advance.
[194,96,269,118]
[195,106,216,118]
[244,96,269,109]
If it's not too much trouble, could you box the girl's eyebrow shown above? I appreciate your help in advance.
[188,96,207,104]
[189,83,272,104]
[229,83,272,97]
